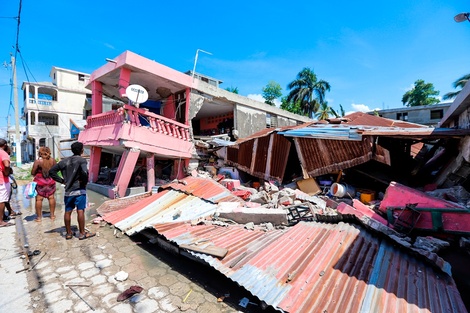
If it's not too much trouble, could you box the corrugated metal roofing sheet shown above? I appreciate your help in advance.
[153,221,466,313]
[295,136,378,177]
[101,189,218,235]
[100,177,243,235]
[160,176,244,203]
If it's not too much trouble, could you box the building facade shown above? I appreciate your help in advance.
[373,102,451,127]
[22,67,90,161]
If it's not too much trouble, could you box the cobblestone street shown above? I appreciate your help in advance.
[7,186,268,313]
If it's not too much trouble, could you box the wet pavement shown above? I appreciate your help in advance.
[3,183,268,313]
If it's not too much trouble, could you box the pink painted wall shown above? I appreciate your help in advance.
[379,181,470,233]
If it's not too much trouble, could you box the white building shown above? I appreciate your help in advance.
[22,67,91,161]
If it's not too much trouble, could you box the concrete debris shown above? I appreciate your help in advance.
[114,271,129,281]
[244,222,255,230]
[413,236,450,253]
[460,237,470,250]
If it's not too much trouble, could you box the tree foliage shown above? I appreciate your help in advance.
[314,102,338,120]
[280,97,305,116]
[443,73,470,100]
[402,79,440,107]
[286,67,330,118]
[225,86,239,94]
[262,81,282,106]
[339,104,345,117]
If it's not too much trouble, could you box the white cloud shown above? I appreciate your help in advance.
[351,103,371,112]
[247,94,265,102]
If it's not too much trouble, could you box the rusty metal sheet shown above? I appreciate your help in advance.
[226,133,291,183]
[153,221,466,313]
[295,136,374,177]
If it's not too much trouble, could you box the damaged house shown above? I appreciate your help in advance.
[92,110,470,311]
[78,50,310,198]
[80,50,470,312]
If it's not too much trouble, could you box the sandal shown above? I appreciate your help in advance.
[65,233,74,240]
[117,285,144,302]
[78,232,96,240]
[10,212,22,217]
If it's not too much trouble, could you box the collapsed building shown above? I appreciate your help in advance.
[80,51,470,311]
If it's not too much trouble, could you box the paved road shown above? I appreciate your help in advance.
[0,183,268,313]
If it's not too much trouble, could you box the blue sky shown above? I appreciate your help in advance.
[1,1,470,135]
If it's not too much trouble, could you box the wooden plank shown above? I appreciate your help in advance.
[180,244,228,258]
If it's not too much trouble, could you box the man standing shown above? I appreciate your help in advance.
[49,142,95,240]
[0,139,13,227]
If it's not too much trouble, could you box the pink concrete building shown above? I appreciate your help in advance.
[79,51,310,198]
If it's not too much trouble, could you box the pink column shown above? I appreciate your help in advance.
[91,80,103,115]
[146,153,155,192]
[113,148,140,198]
[119,67,131,98]
[185,88,190,125]
[171,159,185,180]
[88,146,102,183]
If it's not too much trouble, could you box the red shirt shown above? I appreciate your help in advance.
[0,150,10,184]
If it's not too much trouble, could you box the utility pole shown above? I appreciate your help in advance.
[11,54,22,166]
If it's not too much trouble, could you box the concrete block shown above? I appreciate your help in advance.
[216,206,288,225]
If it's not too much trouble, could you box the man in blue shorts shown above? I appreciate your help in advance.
[49,142,95,240]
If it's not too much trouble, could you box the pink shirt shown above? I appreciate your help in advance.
[0,149,10,184]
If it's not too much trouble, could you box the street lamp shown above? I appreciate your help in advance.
[191,49,212,82]
[454,12,470,23]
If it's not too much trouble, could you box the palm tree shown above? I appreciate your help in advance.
[287,67,330,118]
[443,73,470,100]
[314,102,337,120]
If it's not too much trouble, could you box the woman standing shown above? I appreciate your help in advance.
[31,147,57,221]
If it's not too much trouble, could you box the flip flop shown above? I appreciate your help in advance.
[0,222,14,227]
[78,232,96,240]
[65,233,74,240]
[10,212,22,217]
[117,285,144,302]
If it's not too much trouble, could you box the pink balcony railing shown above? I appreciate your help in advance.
[85,105,190,141]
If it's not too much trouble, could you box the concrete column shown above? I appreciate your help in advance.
[172,159,185,180]
[146,153,155,192]
[118,67,131,98]
[89,146,102,183]
[91,80,103,115]
[113,148,140,198]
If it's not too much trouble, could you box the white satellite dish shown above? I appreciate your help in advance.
[125,84,149,104]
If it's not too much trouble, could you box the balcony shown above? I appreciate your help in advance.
[79,105,193,159]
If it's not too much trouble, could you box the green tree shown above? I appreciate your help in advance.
[339,104,345,117]
[262,81,282,106]
[443,73,470,100]
[315,102,338,120]
[287,67,331,118]
[280,97,304,115]
[225,86,239,94]
[402,79,440,107]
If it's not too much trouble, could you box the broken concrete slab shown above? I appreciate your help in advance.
[412,236,450,253]
[216,206,288,226]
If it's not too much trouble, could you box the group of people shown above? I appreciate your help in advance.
[0,140,95,240]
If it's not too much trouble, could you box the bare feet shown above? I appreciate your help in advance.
[34,218,42,222]
[50,216,56,221]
